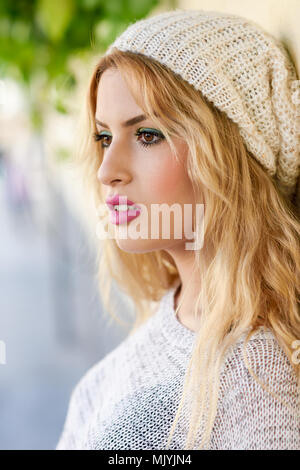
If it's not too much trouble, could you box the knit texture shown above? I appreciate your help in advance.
[105,9,300,209]
[55,282,300,450]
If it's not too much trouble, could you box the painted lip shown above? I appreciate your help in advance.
[105,194,142,225]
[105,194,139,210]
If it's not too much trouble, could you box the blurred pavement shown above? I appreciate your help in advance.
[0,165,129,449]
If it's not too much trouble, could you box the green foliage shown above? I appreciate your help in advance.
[55,146,71,162]
[0,0,166,129]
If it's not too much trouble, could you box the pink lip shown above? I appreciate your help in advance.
[105,194,141,225]
[105,194,137,210]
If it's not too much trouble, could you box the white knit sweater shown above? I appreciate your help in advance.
[55,284,300,450]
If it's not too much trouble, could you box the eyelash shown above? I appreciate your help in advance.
[92,129,165,149]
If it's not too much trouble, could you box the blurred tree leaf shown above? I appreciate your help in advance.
[54,99,68,114]
[55,147,71,162]
[36,0,75,43]
[0,0,174,132]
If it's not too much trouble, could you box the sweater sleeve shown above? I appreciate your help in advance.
[55,382,81,450]
[55,360,105,450]
[212,336,300,450]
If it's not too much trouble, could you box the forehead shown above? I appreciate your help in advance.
[96,68,142,116]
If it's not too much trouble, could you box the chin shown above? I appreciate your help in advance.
[115,237,185,254]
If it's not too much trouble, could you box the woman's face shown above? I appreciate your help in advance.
[95,67,197,253]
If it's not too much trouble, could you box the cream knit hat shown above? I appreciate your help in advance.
[105,9,300,211]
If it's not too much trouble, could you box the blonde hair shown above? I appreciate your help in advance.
[74,49,300,449]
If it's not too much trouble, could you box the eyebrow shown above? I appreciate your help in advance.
[95,114,148,129]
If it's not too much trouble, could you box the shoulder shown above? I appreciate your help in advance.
[70,315,157,400]
[215,327,300,449]
[220,327,298,383]
[71,345,121,400]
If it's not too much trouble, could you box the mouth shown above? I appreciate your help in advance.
[105,195,141,224]
[106,194,141,212]
[108,204,141,225]
[110,204,141,212]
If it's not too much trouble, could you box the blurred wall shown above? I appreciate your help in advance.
[178,0,300,78]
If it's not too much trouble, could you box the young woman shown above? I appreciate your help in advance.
[56,9,300,450]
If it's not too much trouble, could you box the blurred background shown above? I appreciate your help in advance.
[0,0,177,450]
[0,0,299,450]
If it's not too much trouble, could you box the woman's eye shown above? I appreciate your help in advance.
[92,129,165,149]
[93,132,111,147]
[135,129,164,148]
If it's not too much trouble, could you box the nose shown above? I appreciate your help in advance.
[97,141,131,187]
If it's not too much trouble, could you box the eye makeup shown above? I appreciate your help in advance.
[92,127,165,149]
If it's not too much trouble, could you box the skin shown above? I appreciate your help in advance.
[95,68,202,332]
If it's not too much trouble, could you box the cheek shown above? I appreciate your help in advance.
[141,152,186,199]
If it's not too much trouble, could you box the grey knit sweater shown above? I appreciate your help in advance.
[55,285,300,450]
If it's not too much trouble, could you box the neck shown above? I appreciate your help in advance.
[173,275,201,333]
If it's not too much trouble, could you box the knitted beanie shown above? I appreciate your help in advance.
[105,9,300,212]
